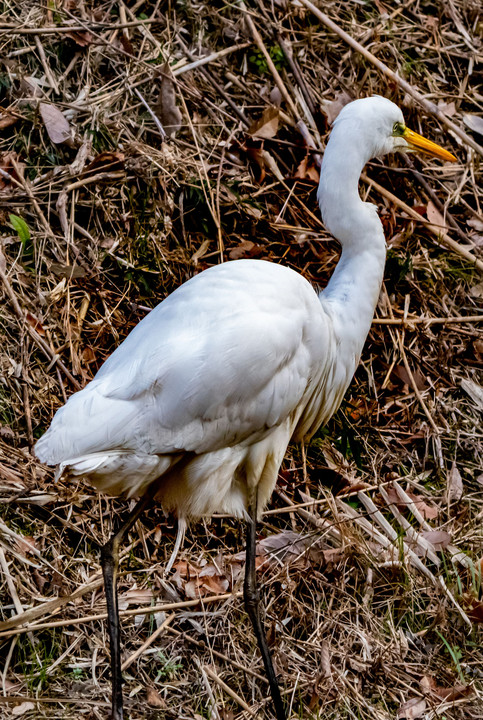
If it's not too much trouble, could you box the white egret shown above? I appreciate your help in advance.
[35,96,456,720]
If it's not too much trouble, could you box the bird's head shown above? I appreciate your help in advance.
[333,96,457,163]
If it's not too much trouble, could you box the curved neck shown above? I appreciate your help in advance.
[317,122,387,362]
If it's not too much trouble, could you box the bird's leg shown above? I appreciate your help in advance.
[100,491,154,720]
[244,488,286,720]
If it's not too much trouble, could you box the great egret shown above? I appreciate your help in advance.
[35,96,456,720]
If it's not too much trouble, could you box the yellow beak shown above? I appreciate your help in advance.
[402,127,457,162]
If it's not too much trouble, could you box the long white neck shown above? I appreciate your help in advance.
[317,120,387,364]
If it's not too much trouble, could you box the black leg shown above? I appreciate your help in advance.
[244,489,286,720]
[100,492,154,720]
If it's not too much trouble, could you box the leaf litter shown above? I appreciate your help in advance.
[0,1,482,719]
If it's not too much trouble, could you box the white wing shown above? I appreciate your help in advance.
[35,260,332,467]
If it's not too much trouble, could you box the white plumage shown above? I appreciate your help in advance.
[36,260,340,517]
[34,96,456,720]
[35,96,455,522]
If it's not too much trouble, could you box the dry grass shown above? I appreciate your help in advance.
[0,1,482,718]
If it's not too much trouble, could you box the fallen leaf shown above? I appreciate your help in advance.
[246,145,266,182]
[294,155,320,183]
[31,567,48,593]
[25,312,45,335]
[56,189,69,239]
[426,200,447,229]
[229,240,257,259]
[420,530,451,550]
[437,100,456,118]
[65,26,94,47]
[122,588,154,606]
[146,686,167,708]
[416,500,439,520]
[469,281,483,299]
[391,364,427,391]
[412,204,426,217]
[9,213,30,245]
[155,63,182,137]
[446,462,463,503]
[463,114,483,136]
[69,138,92,175]
[260,148,284,181]
[397,697,426,719]
[173,560,230,597]
[0,425,14,439]
[20,492,56,505]
[467,218,483,232]
[248,106,279,139]
[12,702,35,717]
[21,76,43,97]
[199,574,229,594]
[85,151,125,175]
[258,530,309,562]
[321,91,352,124]
[40,102,73,146]
[323,547,344,564]
[50,263,87,279]
[120,33,134,56]
[465,595,483,624]
[473,340,483,359]
[0,108,18,130]
[269,86,282,106]
[420,674,472,701]
[219,711,235,720]
[15,535,37,555]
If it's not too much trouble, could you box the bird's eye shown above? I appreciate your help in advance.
[392,122,404,136]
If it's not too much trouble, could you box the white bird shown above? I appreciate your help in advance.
[35,96,455,720]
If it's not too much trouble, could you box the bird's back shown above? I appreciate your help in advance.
[35,260,334,514]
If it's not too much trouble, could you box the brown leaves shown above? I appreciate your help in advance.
[171,528,326,599]
[248,106,279,139]
[420,675,472,702]
[12,702,36,717]
[229,240,262,260]
[119,587,154,608]
[426,200,447,229]
[383,485,439,520]
[294,155,320,183]
[0,108,18,130]
[25,312,45,336]
[397,697,426,719]
[391,364,428,391]
[398,677,473,718]
[257,530,311,564]
[50,263,87,279]
[420,530,451,550]
[146,686,167,709]
[39,102,73,147]
[320,91,351,124]
[65,29,94,47]
[84,151,125,175]
[172,560,229,599]
[244,106,283,183]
